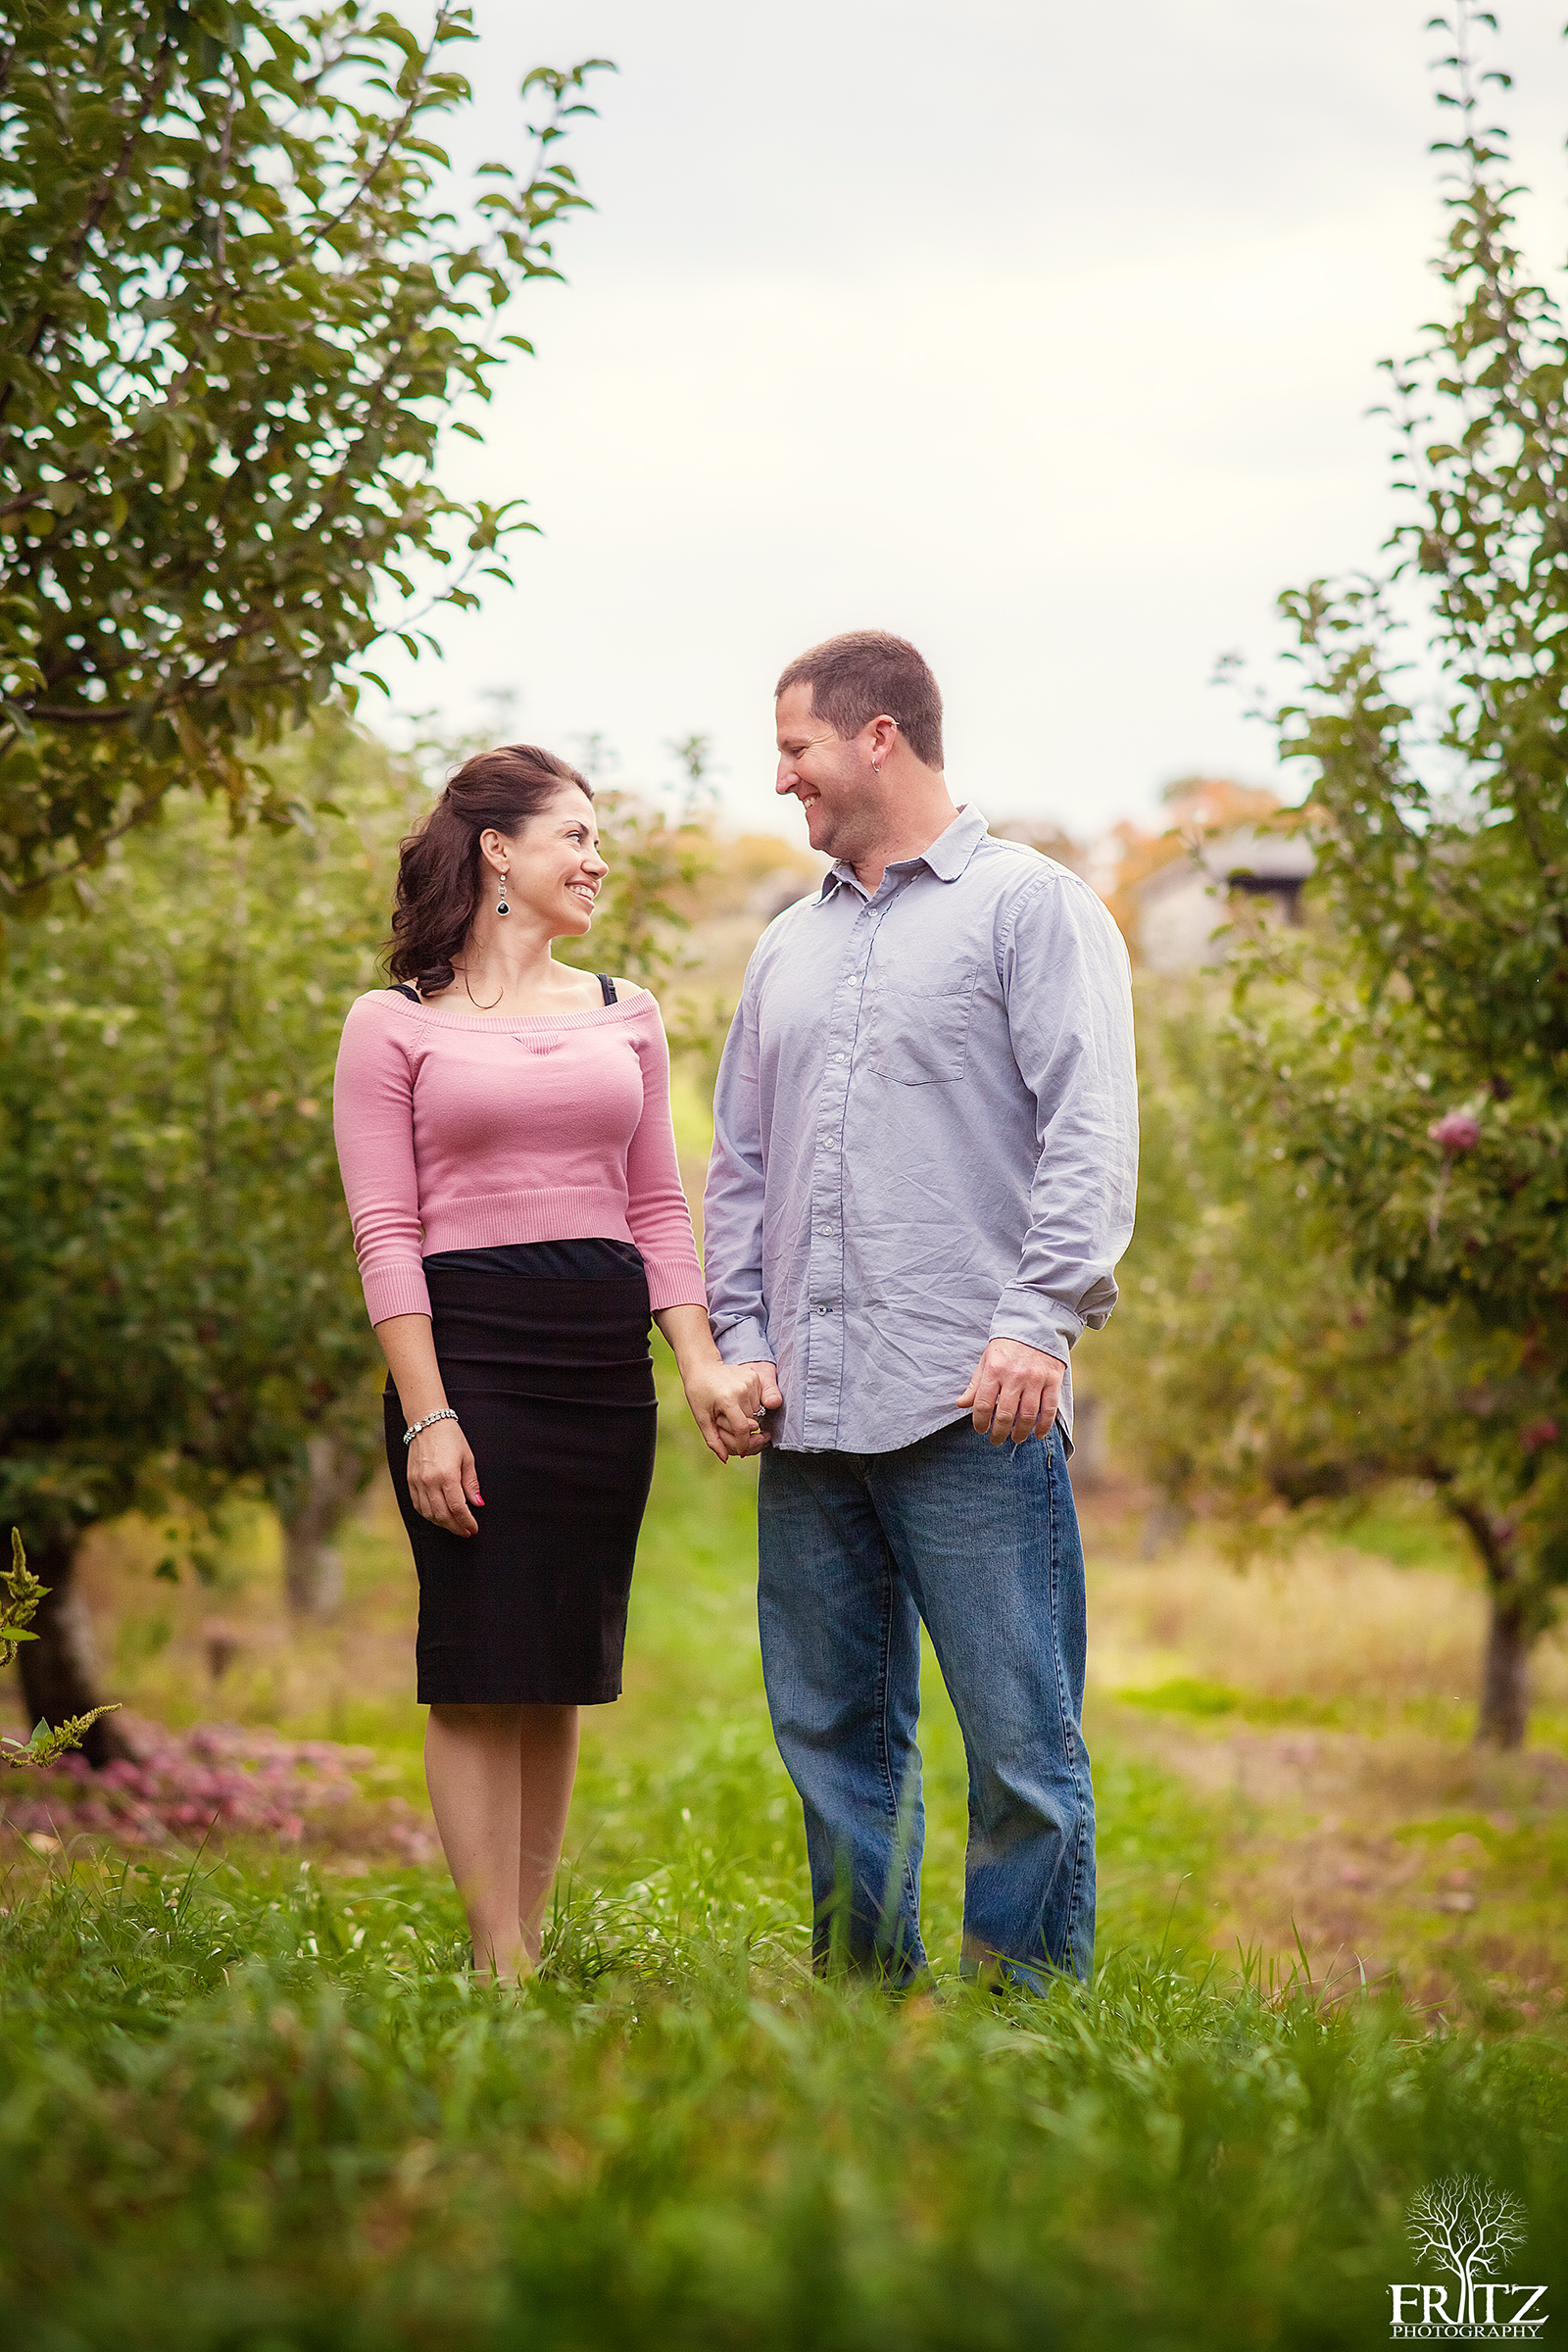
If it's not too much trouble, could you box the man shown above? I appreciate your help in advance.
[704,630,1137,1990]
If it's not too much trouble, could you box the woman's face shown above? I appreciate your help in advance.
[488,784,607,938]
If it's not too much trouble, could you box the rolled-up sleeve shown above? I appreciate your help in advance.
[703,990,774,1364]
[989,875,1138,1365]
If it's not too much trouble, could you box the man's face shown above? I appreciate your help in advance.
[774,683,882,862]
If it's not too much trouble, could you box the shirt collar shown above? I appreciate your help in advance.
[817,803,990,901]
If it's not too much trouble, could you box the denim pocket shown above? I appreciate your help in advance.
[864,958,981,1085]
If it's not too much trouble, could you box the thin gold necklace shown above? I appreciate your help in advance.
[453,960,504,1013]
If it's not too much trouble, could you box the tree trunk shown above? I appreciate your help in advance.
[17,1530,134,1767]
[1440,1489,1535,1750]
[1066,1394,1107,1492]
[1478,1583,1531,1750]
[281,1435,362,1619]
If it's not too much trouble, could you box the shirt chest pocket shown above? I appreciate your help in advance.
[861,957,982,1085]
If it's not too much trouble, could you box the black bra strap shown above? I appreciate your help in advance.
[394,978,617,1009]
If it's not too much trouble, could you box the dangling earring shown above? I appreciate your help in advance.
[495,870,511,917]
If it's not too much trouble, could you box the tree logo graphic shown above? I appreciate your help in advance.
[1391,2175,1546,2338]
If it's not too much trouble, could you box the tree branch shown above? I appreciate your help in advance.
[0,31,178,434]
[300,6,458,240]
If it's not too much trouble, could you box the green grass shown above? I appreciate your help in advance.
[4,1856,1566,2349]
[3,1381,1566,2346]
[1118,1676,1249,1719]
[1115,1676,1356,1729]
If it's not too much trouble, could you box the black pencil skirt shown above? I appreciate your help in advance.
[385,1239,659,1705]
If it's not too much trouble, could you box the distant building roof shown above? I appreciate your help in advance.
[1136,826,1315,974]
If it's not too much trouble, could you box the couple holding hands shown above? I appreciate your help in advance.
[332,630,1137,1989]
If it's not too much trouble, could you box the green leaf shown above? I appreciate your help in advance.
[0,12,610,903]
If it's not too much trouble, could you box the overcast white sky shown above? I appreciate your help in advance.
[368,1,1568,842]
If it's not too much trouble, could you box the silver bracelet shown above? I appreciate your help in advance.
[403,1407,460,1447]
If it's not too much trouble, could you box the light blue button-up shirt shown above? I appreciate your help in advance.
[703,805,1138,1455]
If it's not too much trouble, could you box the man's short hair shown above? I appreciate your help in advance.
[774,630,944,770]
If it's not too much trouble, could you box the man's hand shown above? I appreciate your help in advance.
[682,1358,784,1464]
[407,1417,484,1535]
[956,1338,1065,1446]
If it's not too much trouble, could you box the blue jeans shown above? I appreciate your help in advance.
[758,1417,1095,1990]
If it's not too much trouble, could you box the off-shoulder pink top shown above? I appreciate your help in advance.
[331,986,707,1328]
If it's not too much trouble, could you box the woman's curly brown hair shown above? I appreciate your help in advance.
[388,744,593,996]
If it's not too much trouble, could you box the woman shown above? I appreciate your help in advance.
[332,744,766,1980]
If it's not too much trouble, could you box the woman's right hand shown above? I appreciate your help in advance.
[407,1418,484,1537]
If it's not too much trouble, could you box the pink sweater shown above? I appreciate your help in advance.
[332,987,707,1328]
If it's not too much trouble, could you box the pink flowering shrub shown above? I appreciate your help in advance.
[0,1719,436,1853]
[1427,1110,1481,1152]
